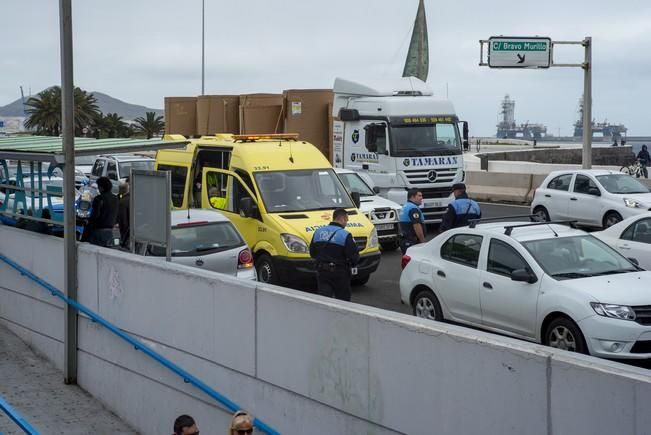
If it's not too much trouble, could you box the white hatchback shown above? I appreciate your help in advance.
[593,212,651,271]
[399,220,651,359]
[531,169,651,228]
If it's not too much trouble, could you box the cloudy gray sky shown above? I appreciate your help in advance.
[2,0,650,136]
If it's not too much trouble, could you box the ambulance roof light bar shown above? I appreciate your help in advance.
[232,133,299,142]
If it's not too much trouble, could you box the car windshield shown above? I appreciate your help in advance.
[390,122,461,157]
[118,160,154,178]
[596,174,650,194]
[149,222,244,257]
[523,235,637,280]
[254,169,354,213]
[338,173,374,197]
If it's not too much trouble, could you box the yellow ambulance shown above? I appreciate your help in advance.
[156,134,381,286]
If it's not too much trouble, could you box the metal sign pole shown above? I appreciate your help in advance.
[59,0,78,384]
[582,37,592,169]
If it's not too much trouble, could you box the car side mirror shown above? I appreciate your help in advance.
[239,197,258,218]
[350,191,361,208]
[588,187,601,196]
[511,268,537,283]
[372,186,380,194]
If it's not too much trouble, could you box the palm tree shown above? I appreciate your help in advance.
[24,86,101,136]
[134,112,165,139]
[102,113,127,138]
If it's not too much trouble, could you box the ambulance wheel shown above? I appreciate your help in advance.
[380,240,399,251]
[351,275,370,286]
[255,254,278,285]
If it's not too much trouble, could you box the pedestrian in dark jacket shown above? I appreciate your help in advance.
[637,144,650,178]
[83,176,118,247]
[117,179,130,247]
[309,208,359,301]
[439,183,482,232]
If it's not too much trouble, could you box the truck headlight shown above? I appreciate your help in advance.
[590,302,636,321]
[623,198,642,208]
[281,233,308,253]
[369,227,379,249]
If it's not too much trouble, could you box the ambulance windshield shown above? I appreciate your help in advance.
[254,169,354,213]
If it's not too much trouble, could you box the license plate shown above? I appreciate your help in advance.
[375,224,395,231]
[428,201,443,208]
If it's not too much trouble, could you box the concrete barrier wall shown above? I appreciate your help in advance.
[2,224,651,435]
[478,146,636,166]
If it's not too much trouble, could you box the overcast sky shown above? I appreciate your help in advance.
[2,0,650,136]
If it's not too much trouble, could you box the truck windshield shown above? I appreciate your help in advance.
[390,123,461,157]
[254,169,354,213]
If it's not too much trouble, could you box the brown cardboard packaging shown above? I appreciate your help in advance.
[283,89,334,160]
[196,95,240,135]
[239,94,284,135]
[165,97,197,136]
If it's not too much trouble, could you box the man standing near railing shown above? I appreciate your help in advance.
[82,176,118,247]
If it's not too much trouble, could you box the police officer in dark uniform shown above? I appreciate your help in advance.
[439,182,481,232]
[309,208,359,301]
[399,188,426,254]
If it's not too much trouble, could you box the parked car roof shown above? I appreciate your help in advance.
[460,221,586,242]
[170,209,230,226]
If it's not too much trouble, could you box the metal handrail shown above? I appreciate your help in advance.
[0,394,40,434]
[0,254,280,435]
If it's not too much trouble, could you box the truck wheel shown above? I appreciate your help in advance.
[351,275,370,286]
[255,254,278,285]
[380,240,399,252]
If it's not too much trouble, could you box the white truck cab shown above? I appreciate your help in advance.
[335,167,402,251]
[333,77,467,223]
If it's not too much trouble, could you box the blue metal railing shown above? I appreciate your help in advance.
[0,394,40,434]
[0,254,279,435]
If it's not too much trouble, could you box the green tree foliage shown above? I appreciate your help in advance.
[134,112,165,139]
[102,113,129,138]
[24,86,101,136]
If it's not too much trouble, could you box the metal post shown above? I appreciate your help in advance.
[582,37,592,169]
[201,0,205,95]
[59,0,78,384]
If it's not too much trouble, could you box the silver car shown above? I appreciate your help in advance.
[139,209,256,280]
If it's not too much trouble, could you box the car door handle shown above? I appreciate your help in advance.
[483,282,493,289]
[544,194,551,198]
[570,197,578,201]
[437,270,446,278]
[195,259,204,266]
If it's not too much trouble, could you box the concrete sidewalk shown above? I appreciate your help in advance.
[0,322,137,434]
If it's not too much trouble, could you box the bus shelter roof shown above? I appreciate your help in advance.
[0,136,188,164]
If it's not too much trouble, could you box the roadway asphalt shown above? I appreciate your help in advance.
[351,202,531,314]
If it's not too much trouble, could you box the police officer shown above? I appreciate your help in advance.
[439,182,481,232]
[399,188,426,254]
[309,208,359,301]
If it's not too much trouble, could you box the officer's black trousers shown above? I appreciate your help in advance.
[317,270,351,301]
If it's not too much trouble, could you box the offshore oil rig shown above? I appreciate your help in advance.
[573,97,627,141]
[495,95,548,139]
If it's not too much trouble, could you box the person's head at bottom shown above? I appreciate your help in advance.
[230,410,254,435]
[332,207,349,227]
[174,414,198,435]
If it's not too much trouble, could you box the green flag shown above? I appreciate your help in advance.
[402,0,429,82]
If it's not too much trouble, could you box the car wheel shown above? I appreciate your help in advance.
[351,275,370,286]
[380,240,399,251]
[603,211,622,228]
[412,289,443,321]
[544,317,587,354]
[533,206,550,222]
[255,254,278,285]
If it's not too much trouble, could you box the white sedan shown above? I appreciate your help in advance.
[593,212,651,270]
[531,169,651,228]
[400,220,651,359]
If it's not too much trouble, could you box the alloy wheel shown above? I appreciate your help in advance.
[548,326,577,352]
[415,298,438,320]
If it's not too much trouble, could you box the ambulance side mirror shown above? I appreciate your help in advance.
[351,191,361,209]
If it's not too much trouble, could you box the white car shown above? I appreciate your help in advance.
[593,212,651,270]
[531,169,651,228]
[136,209,256,280]
[335,168,402,251]
[400,220,651,359]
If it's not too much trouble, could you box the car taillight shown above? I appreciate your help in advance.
[238,248,254,269]
[401,255,411,270]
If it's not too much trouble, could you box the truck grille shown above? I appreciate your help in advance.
[420,187,453,200]
[404,168,458,185]
[353,237,367,250]
[632,305,651,325]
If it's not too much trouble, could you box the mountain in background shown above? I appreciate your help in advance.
[0,89,163,120]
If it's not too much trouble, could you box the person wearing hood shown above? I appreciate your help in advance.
[637,144,650,178]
